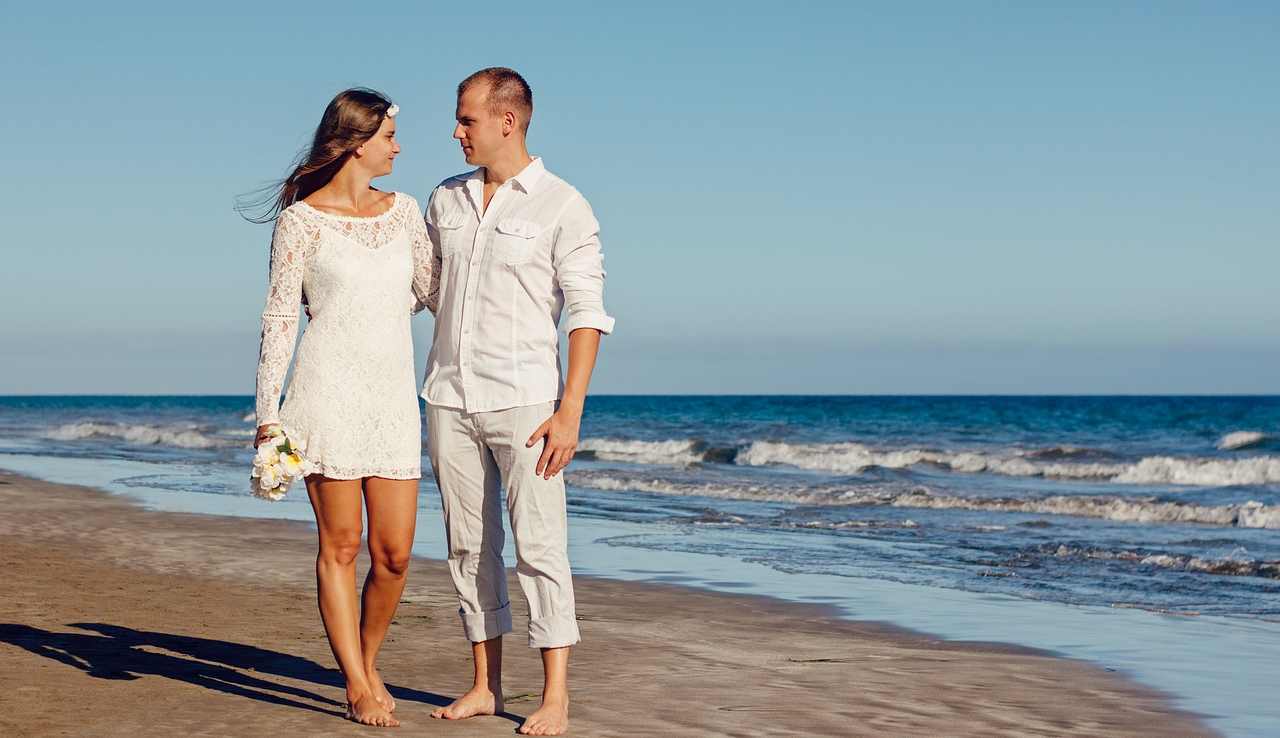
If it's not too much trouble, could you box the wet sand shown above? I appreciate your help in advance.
[0,470,1215,736]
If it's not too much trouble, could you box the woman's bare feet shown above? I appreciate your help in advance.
[518,694,569,736]
[346,691,399,727]
[367,667,396,712]
[429,685,503,720]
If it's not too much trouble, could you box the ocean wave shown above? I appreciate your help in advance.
[577,438,729,465]
[566,471,1280,528]
[881,491,1280,529]
[781,518,921,531]
[687,511,922,531]
[45,422,226,450]
[736,441,1280,487]
[578,434,1280,487]
[1023,445,1121,461]
[1111,456,1280,486]
[1039,544,1280,579]
[1218,431,1269,451]
[567,470,859,505]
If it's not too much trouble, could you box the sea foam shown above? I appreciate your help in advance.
[1040,543,1279,579]
[736,441,1280,486]
[577,438,709,465]
[1218,431,1269,451]
[574,435,1280,487]
[46,422,224,450]
[566,470,1280,528]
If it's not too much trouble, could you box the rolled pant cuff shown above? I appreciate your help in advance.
[460,603,513,643]
[528,614,581,649]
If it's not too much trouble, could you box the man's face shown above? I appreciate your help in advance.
[453,82,503,166]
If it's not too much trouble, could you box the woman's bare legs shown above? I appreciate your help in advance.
[306,475,398,727]
[360,476,420,712]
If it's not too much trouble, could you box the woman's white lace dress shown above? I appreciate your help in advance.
[254,192,438,480]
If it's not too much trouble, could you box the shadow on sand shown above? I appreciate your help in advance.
[0,621,482,721]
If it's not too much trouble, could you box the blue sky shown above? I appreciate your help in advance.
[2,2,1277,394]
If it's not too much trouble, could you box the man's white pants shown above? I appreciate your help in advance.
[426,401,581,648]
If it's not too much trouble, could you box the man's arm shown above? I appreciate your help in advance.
[528,327,601,479]
[526,193,614,479]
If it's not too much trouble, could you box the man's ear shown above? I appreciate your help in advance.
[504,111,516,136]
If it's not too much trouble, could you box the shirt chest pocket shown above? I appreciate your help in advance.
[492,218,543,265]
[435,212,470,257]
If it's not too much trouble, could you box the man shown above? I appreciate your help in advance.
[421,67,613,737]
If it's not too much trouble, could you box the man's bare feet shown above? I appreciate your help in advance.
[518,694,569,736]
[346,691,400,727]
[367,667,396,712]
[430,685,503,720]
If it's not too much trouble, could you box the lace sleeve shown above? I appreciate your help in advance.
[409,195,441,315]
[255,210,307,426]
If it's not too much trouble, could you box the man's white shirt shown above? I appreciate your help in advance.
[421,157,615,413]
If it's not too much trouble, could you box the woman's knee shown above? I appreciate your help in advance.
[318,529,362,567]
[370,546,412,578]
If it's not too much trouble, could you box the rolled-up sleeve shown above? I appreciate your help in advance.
[553,193,615,336]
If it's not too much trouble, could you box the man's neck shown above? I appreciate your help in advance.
[482,149,534,186]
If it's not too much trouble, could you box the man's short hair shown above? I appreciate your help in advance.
[458,67,533,132]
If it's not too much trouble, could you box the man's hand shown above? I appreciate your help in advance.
[527,406,583,479]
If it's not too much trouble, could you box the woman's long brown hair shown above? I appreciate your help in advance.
[238,88,394,223]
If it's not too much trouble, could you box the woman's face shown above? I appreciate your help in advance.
[357,115,400,177]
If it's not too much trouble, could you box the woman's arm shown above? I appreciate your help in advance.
[254,210,307,439]
[409,193,441,316]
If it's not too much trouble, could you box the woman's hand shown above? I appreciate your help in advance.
[254,424,278,448]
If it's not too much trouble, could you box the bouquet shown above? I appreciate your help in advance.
[250,425,315,501]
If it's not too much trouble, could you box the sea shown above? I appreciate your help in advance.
[2,395,1278,736]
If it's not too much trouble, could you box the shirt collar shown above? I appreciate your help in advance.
[463,157,545,215]
[508,156,546,193]
[470,157,545,191]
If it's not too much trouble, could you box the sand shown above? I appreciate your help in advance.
[0,470,1215,736]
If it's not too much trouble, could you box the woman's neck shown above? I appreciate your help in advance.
[312,166,380,213]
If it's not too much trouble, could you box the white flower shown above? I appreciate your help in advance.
[385,103,399,118]
[281,452,304,478]
[256,443,280,466]
[258,464,282,490]
[249,426,313,501]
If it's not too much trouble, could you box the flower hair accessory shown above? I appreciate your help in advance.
[385,103,399,118]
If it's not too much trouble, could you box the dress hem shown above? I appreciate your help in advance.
[307,464,421,482]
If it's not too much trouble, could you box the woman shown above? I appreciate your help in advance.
[247,88,437,728]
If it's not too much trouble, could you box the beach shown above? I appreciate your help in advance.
[0,469,1214,736]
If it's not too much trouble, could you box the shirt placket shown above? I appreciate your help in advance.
[457,178,518,412]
